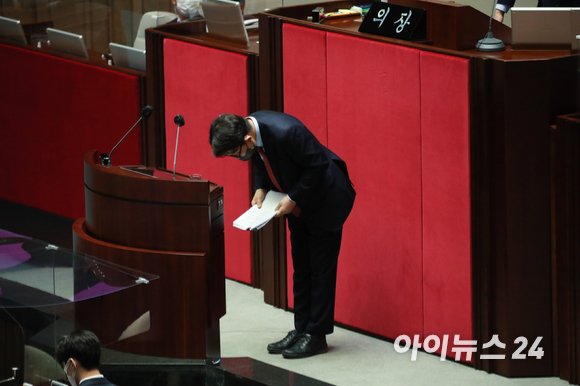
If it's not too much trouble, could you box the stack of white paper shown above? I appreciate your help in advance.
[233,191,286,231]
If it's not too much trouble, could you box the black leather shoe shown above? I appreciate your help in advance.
[282,333,328,359]
[267,330,301,354]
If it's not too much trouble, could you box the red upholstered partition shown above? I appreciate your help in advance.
[282,24,328,142]
[282,26,473,353]
[163,39,252,284]
[282,24,329,308]
[326,33,424,339]
[420,51,472,346]
[0,43,142,220]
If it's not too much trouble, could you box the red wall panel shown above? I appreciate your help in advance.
[282,24,328,143]
[326,33,424,339]
[420,51,472,346]
[0,44,142,220]
[281,26,472,350]
[282,24,329,308]
[163,39,252,284]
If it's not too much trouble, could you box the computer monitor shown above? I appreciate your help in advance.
[46,27,89,59]
[201,0,249,46]
[0,16,27,44]
[109,42,146,72]
[511,7,580,50]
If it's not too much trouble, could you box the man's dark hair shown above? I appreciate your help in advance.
[209,114,251,157]
[55,330,101,370]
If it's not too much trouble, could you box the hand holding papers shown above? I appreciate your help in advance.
[233,191,287,231]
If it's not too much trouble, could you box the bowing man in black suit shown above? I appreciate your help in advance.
[209,111,356,359]
[56,330,117,386]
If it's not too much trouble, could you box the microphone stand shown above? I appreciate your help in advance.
[173,115,185,180]
[100,105,153,166]
[476,0,506,52]
[107,117,144,162]
[0,368,17,386]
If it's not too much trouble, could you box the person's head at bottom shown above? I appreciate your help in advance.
[209,113,257,161]
[55,330,102,386]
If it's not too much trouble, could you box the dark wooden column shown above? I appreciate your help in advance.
[553,114,580,385]
[471,55,578,377]
[252,218,287,308]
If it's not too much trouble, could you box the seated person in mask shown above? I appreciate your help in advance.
[171,0,246,20]
[55,330,117,386]
[171,0,203,22]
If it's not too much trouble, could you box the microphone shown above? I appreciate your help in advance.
[100,105,153,166]
[174,114,185,127]
[475,0,505,52]
[173,114,185,180]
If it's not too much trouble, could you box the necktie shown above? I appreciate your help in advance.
[256,147,283,192]
[256,147,301,217]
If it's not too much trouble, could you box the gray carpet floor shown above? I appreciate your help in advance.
[221,280,569,386]
[0,196,568,386]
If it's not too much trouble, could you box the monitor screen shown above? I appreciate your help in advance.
[511,7,580,50]
[0,16,27,45]
[46,27,89,59]
[109,42,146,72]
[201,0,249,46]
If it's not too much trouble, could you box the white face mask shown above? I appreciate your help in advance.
[64,359,78,386]
[175,0,202,20]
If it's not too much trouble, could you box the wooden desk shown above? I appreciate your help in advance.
[143,19,269,294]
[139,4,578,381]
[258,0,577,380]
[0,39,146,220]
[143,19,287,305]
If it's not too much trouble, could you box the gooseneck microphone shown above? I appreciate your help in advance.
[173,114,185,180]
[100,105,153,166]
[475,0,505,52]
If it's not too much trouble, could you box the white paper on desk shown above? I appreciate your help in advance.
[233,191,286,231]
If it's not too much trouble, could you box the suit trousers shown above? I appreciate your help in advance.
[287,215,343,337]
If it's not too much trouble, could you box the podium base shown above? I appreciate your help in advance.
[476,32,506,52]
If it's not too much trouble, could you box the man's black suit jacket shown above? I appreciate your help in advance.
[80,377,117,386]
[249,111,355,232]
[497,0,516,9]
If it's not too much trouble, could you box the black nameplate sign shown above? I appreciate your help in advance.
[358,2,426,41]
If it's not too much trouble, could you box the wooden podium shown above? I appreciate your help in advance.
[73,150,225,360]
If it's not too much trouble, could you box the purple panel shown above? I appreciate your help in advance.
[0,229,26,238]
[0,243,31,270]
[73,281,120,301]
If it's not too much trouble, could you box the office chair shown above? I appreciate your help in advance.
[133,11,177,50]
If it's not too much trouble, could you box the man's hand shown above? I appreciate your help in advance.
[251,189,267,209]
[274,195,296,218]
[493,9,504,23]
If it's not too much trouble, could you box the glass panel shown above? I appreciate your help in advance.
[0,0,349,54]
[0,0,174,51]
[246,0,282,14]
[0,233,158,386]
